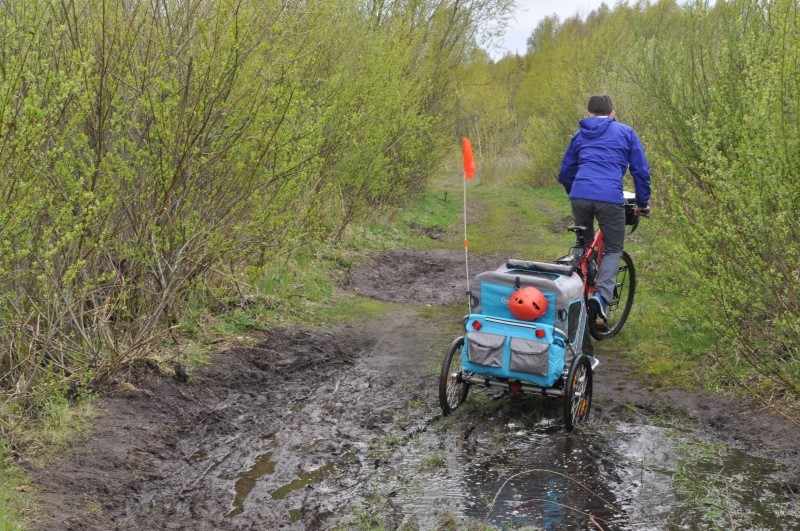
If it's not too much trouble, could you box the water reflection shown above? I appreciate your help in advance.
[390,416,798,529]
[459,423,629,529]
[609,424,799,530]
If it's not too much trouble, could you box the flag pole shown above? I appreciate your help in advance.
[462,138,475,313]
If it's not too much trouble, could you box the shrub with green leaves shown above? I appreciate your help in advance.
[0,0,516,445]
[639,0,800,397]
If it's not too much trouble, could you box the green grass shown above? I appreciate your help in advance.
[0,441,31,531]
[422,453,446,470]
[422,174,575,259]
[393,162,575,259]
[27,396,96,460]
[0,386,96,530]
[604,289,706,389]
[460,182,571,259]
[602,228,716,390]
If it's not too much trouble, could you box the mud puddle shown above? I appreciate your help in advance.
[30,249,800,529]
[344,388,798,529]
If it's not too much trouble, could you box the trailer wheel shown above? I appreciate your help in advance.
[564,354,593,431]
[439,336,470,415]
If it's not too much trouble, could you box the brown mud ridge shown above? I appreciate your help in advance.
[30,249,800,529]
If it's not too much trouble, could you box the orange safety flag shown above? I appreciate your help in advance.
[462,137,475,180]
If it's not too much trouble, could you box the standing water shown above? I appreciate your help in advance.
[358,403,799,529]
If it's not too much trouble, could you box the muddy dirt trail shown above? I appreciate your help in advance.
[30,249,800,529]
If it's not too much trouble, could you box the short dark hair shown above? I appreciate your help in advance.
[587,94,614,115]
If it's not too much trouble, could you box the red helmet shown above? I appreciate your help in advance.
[508,287,549,321]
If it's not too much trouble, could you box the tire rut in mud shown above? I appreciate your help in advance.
[31,285,458,530]
[343,248,504,305]
[33,327,388,529]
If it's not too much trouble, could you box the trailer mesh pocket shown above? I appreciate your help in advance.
[509,338,549,375]
[465,331,505,367]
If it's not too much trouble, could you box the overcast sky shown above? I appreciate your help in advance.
[491,0,610,59]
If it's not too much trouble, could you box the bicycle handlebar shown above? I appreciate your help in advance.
[625,194,650,233]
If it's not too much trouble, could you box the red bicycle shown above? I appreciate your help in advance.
[555,192,646,340]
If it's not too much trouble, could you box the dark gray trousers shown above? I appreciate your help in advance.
[570,199,626,304]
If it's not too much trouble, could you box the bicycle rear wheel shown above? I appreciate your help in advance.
[590,251,636,340]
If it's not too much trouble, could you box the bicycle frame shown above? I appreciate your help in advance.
[557,223,636,341]
[565,225,605,299]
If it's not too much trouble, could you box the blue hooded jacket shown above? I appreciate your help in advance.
[557,117,651,207]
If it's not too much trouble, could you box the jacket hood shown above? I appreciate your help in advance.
[578,116,615,139]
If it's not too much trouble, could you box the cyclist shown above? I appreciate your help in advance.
[557,94,651,323]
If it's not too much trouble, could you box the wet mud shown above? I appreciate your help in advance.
[30,250,800,529]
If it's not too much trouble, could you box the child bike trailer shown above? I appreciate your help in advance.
[438,259,597,431]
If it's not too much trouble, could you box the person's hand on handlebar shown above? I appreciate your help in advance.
[634,206,650,217]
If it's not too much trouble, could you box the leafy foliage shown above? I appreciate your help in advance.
[639,0,800,398]
[0,0,515,447]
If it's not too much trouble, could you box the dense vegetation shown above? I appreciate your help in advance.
[471,0,799,406]
[0,0,514,446]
